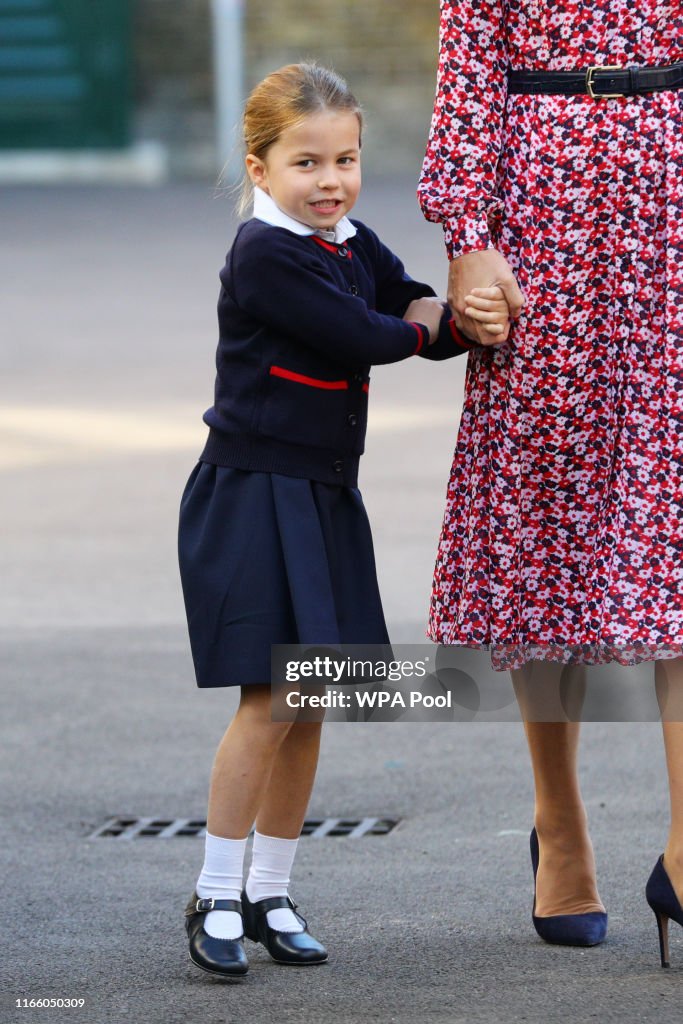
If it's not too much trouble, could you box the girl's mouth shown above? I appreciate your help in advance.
[310,199,342,212]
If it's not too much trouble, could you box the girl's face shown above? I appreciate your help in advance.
[246,110,362,229]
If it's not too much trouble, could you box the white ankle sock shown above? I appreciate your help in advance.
[196,832,247,940]
[245,832,304,933]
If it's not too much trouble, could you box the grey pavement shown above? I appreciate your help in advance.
[1,181,681,1023]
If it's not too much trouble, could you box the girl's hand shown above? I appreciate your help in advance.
[403,296,445,344]
[462,286,511,346]
[448,248,524,345]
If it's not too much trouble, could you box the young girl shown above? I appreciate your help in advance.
[178,61,510,978]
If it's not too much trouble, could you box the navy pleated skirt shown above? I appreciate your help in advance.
[178,463,390,687]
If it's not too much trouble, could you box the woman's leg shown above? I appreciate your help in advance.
[655,655,683,906]
[511,660,605,917]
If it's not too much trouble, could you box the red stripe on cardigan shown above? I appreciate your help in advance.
[270,365,349,390]
[449,318,477,350]
[410,323,425,354]
[311,235,353,257]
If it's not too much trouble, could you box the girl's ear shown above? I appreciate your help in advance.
[245,154,268,192]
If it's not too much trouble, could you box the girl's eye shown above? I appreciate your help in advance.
[338,157,355,165]
[297,159,315,168]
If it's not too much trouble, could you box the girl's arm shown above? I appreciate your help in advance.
[362,224,477,360]
[417,0,508,261]
[410,287,510,361]
[229,229,444,366]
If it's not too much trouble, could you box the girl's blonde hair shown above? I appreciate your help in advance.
[237,62,363,217]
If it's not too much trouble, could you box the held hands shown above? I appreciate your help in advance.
[448,248,525,346]
[403,288,511,347]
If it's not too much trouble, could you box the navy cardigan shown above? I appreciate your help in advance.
[201,217,477,487]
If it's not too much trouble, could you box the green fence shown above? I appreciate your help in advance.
[0,0,131,149]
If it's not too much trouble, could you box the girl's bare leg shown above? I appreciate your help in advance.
[511,661,605,917]
[206,685,323,839]
[655,656,683,905]
[255,720,323,837]
[191,686,321,951]
[206,685,295,838]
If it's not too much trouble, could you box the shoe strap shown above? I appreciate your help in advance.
[250,894,296,915]
[186,896,243,916]
[249,894,308,930]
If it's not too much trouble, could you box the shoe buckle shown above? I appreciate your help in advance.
[195,897,215,912]
[586,64,626,99]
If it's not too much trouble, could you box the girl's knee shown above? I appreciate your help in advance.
[232,685,325,745]
[287,719,324,738]
[234,685,293,742]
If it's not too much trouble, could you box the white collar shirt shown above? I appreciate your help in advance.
[252,186,357,245]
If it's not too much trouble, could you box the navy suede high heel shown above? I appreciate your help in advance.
[645,855,683,968]
[530,828,608,946]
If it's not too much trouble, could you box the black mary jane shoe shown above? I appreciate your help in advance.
[184,891,249,978]
[241,891,328,965]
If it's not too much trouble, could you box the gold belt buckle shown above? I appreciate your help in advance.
[586,64,626,99]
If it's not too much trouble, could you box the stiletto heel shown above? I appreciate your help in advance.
[646,855,683,968]
[655,911,670,969]
[530,828,608,947]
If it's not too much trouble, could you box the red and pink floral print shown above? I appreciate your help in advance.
[419,1,683,667]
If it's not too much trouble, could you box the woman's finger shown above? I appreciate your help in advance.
[496,278,525,318]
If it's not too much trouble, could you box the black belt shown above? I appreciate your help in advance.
[508,62,683,98]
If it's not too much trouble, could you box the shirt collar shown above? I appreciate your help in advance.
[252,187,357,245]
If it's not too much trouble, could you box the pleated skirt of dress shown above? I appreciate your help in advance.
[178,463,390,686]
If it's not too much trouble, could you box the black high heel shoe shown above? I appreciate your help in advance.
[184,891,249,977]
[530,828,608,946]
[645,855,683,968]
[241,890,328,965]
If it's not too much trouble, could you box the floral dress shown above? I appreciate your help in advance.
[418,0,683,667]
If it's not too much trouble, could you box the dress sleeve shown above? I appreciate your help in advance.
[417,0,509,261]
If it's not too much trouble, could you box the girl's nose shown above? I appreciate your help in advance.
[317,167,340,189]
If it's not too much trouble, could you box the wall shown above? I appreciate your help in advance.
[134,0,440,178]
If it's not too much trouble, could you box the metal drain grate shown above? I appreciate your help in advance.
[88,816,399,839]
[90,817,207,839]
[300,817,397,837]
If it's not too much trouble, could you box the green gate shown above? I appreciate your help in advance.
[0,0,131,149]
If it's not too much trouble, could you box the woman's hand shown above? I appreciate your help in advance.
[448,249,525,346]
[403,296,446,344]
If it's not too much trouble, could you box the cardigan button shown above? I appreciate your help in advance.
[347,413,358,427]
[337,246,349,258]
[333,459,344,473]
[353,372,363,382]
[349,284,358,295]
